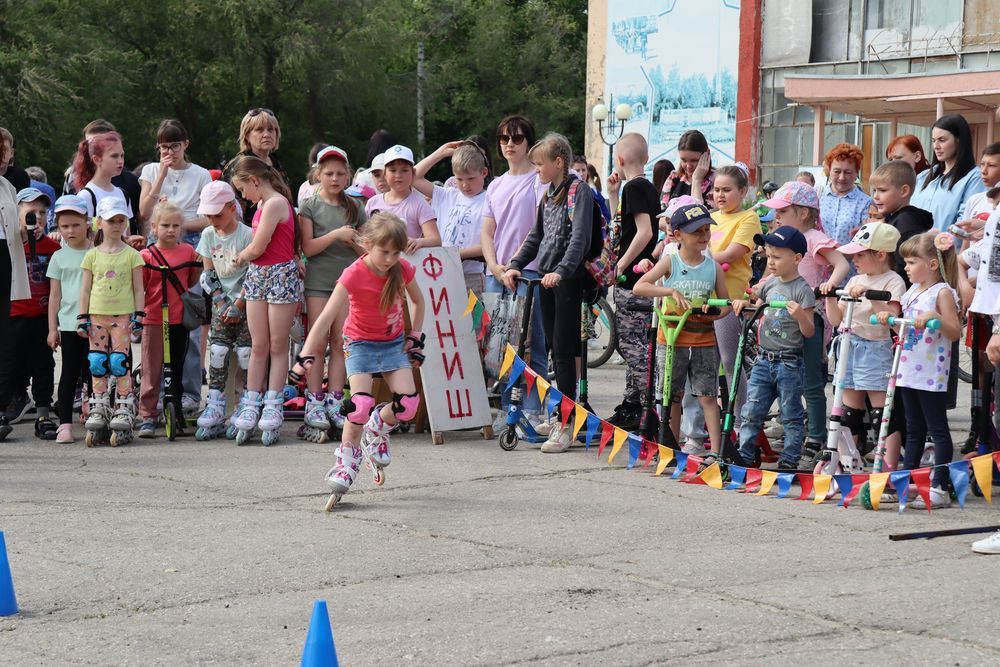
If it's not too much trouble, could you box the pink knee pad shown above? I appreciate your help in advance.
[392,393,420,421]
[345,392,376,425]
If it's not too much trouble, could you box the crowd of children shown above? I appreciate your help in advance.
[2,114,1000,552]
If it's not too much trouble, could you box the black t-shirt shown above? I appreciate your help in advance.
[2,164,31,193]
[112,170,142,225]
[885,205,933,287]
[617,177,660,290]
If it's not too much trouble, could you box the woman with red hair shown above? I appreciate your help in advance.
[886,134,930,174]
[819,142,873,245]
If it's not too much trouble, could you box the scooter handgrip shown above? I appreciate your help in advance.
[625,304,654,313]
[864,289,892,302]
[720,262,730,272]
[617,274,627,283]
[706,298,730,307]
[768,300,788,309]
[813,286,840,298]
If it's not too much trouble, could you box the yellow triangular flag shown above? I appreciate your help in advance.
[972,454,993,504]
[655,445,675,476]
[462,289,477,317]
[813,474,832,504]
[868,473,890,511]
[498,344,516,379]
[698,462,723,489]
[755,469,778,496]
[571,403,588,439]
[608,427,628,464]
[535,377,550,402]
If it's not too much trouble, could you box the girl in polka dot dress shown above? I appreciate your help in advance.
[876,232,962,508]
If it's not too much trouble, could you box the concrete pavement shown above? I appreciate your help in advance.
[0,363,998,665]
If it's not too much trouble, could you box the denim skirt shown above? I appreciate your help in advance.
[344,335,411,377]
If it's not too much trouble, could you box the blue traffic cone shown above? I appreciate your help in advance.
[0,531,17,616]
[301,600,338,667]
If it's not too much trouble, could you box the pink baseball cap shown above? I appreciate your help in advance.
[198,181,237,215]
[762,181,820,210]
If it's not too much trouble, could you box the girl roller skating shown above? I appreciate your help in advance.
[289,213,426,510]
[78,197,146,446]
[229,155,303,446]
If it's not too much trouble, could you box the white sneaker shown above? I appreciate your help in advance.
[682,439,708,457]
[972,530,1000,554]
[910,487,951,510]
[540,424,571,453]
[529,412,557,437]
[610,353,626,365]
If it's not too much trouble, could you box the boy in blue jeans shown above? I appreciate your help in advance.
[733,226,816,469]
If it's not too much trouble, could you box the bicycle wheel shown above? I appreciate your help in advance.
[587,297,618,368]
[958,343,973,384]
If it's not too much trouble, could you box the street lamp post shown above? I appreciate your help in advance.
[592,96,633,177]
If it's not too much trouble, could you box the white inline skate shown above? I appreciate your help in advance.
[109,393,136,447]
[360,405,393,469]
[257,389,284,446]
[300,391,331,444]
[195,389,228,441]
[85,392,112,447]
[232,390,262,446]
[324,443,369,511]
[324,391,346,430]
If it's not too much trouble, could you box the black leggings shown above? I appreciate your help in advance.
[0,243,10,339]
[58,332,91,425]
[0,316,54,410]
[539,276,582,402]
[900,387,952,489]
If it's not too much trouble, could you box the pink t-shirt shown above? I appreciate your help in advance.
[364,190,436,239]
[141,243,200,325]
[340,255,417,341]
[797,228,837,288]
[482,171,546,271]
[251,200,296,266]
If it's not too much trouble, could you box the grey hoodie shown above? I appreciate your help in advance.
[509,174,592,278]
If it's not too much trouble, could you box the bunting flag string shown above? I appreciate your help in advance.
[497,348,999,514]
[463,290,491,342]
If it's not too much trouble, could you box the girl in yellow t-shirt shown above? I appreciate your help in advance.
[78,197,145,438]
[709,163,761,428]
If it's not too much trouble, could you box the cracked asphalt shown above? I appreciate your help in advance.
[1,363,998,665]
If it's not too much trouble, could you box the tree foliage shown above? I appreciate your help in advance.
[0,0,587,186]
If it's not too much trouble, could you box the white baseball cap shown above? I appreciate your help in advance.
[96,196,130,220]
[382,145,414,166]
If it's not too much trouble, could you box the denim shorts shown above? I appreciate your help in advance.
[670,345,720,398]
[243,260,302,304]
[840,336,893,391]
[344,335,411,378]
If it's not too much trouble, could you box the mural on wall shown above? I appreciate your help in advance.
[604,0,740,174]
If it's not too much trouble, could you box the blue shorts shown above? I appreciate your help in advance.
[840,336,893,391]
[344,335,411,378]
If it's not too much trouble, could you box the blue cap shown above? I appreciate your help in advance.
[754,225,808,255]
[54,194,89,215]
[669,203,714,233]
[15,187,51,205]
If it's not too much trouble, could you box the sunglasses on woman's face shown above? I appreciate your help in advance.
[498,134,526,145]
[247,108,275,118]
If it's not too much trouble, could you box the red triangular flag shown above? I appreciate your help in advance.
[682,455,703,483]
[841,473,870,507]
[795,473,814,500]
[597,420,613,459]
[911,467,933,512]
[993,452,1000,470]
[559,395,574,428]
[742,468,763,493]
[523,369,537,396]
[640,439,656,469]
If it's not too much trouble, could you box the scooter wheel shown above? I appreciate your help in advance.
[498,427,519,451]
[164,403,177,442]
[859,481,874,510]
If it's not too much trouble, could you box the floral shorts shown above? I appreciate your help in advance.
[243,260,302,304]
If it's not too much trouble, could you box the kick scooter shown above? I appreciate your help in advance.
[498,277,545,451]
[969,314,1000,496]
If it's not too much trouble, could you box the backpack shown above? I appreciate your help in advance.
[567,180,617,288]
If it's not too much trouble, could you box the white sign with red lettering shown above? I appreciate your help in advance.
[410,247,491,433]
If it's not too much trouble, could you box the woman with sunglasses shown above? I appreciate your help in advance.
[480,114,549,432]
[224,108,291,226]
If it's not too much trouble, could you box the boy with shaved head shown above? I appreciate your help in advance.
[606,133,659,430]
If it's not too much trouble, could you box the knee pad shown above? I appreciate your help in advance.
[209,343,230,370]
[88,351,110,378]
[842,406,866,440]
[344,392,375,425]
[236,346,252,371]
[392,393,420,421]
[109,351,130,377]
[868,407,884,432]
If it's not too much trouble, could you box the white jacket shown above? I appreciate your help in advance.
[0,177,30,301]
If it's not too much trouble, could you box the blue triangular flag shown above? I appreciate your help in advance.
[504,357,526,392]
[583,413,600,449]
[776,472,795,498]
[626,434,642,469]
[832,474,853,506]
[724,465,747,490]
[948,460,970,508]
[545,388,562,416]
[890,470,910,513]
[671,451,689,479]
